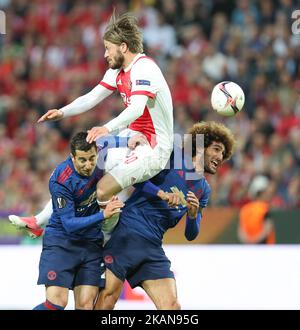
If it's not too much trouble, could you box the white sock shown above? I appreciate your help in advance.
[97,199,110,207]
[102,213,120,246]
[35,199,53,226]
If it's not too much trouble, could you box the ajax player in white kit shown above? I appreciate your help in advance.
[9,12,173,236]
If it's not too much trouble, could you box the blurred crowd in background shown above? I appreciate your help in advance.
[0,0,300,216]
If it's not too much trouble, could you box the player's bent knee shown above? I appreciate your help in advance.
[160,298,181,310]
[96,290,119,310]
[47,295,68,308]
[75,300,94,310]
[46,286,69,308]
[97,186,109,202]
[104,294,118,310]
[170,300,181,310]
[103,289,119,308]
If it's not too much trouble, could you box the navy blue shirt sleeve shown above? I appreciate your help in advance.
[199,180,211,208]
[185,213,201,241]
[133,180,160,197]
[50,181,105,234]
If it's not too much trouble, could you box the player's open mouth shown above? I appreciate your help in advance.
[211,160,218,170]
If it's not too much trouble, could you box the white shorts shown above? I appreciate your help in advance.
[104,129,171,190]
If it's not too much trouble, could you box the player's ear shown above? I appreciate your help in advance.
[120,42,128,53]
[70,153,75,162]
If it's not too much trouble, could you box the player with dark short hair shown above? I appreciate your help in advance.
[33,132,124,310]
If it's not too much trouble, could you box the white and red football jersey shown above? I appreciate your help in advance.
[99,54,173,150]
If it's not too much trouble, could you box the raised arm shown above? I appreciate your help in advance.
[37,84,112,123]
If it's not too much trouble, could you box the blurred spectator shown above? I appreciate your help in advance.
[238,175,276,244]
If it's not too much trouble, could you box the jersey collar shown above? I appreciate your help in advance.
[124,53,144,72]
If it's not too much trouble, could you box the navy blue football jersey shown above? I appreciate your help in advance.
[122,145,211,243]
[46,156,104,240]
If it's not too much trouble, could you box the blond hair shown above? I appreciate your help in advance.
[185,121,236,160]
[104,12,143,53]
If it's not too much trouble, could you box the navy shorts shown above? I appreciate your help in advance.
[103,222,174,288]
[38,233,105,290]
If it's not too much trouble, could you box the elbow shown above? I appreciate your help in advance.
[185,235,194,242]
[185,231,199,241]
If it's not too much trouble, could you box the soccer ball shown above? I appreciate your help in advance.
[211,81,245,116]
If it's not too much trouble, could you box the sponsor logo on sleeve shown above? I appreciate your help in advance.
[136,79,150,86]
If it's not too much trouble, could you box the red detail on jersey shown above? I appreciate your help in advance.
[104,255,114,264]
[116,70,132,106]
[47,270,57,280]
[76,178,98,197]
[194,189,203,200]
[77,189,84,197]
[131,90,155,99]
[124,155,138,164]
[177,170,184,177]
[115,58,158,148]
[99,81,117,91]
[85,178,98,190]
[57,165,73,184]
[129,106,157,148]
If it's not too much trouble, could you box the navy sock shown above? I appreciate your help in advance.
[33,299,65,310]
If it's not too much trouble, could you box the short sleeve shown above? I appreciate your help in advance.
[130,58,159,99]
[99,69,119,91]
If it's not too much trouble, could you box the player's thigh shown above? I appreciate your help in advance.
[109,145,167,189]
[105,147,129,172]
[104,127,144,173]
[97,172,123,200]
[38,234,82,289]
[94,269,124,310]
[73,285,99,309]
[46,286,69,307]
[141,278,180,310]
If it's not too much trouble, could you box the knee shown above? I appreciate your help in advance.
[96,290,119,310]
[75,300,94,310]
[48,295,68,309]
[103,294,118,310]
[170,299,181,310]
[97,185,109,202]
[160,298,181,310]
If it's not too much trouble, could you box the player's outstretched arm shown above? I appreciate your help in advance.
[37,84,112,123]
[37,109,64,123]
[133,180,181,207]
